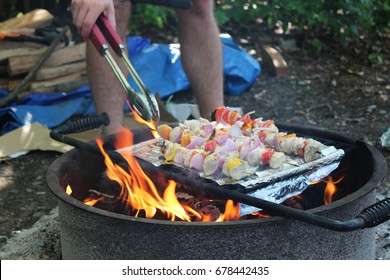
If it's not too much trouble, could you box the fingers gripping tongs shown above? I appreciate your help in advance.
[89,15,160,122]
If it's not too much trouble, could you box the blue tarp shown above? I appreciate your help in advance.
[0,34,260,135]
[130,34,261,97]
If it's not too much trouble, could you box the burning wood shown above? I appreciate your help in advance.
[67,186,240,222]
[68,174,343,223]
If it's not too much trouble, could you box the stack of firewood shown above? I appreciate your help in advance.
[0,9,87,100]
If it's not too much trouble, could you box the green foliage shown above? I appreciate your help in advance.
[311,38,323,55]
[215,0,264,24]
[368,53,384,64]
[215,0,390,41]
[1,0,388,51]
[130,4,175,31]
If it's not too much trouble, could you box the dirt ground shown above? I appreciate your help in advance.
[0,23,389,259]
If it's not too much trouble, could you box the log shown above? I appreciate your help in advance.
[0,26,69,107]
[29,71,88,93]
[7,43,85,76]
[0,9,53,31]
[0,46,47,62]
[35,61,86,81]
[0,40,46,50]
[44,43,86,68]
[0,27,36,36]
[7,55,44,76]
[8,79,23,91]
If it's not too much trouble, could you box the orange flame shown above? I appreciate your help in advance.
[74,109,242,222]
[130,107,160,138]
[162,180,202,221]
[94,130,241,222]
[216,200,240,222]
[95,128,197,221]
[250,212,271,219]
[83,197,102,207]
[66,185,72,196]
[324,176,344,205]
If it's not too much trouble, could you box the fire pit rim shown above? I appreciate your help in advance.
[46,135,387,228]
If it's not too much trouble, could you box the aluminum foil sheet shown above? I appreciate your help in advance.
[239,161,341,215]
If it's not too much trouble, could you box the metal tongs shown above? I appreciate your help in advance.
[89,15,160,122]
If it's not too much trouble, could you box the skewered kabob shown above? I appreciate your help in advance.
[156,107,325,181]
[212,106,324,162]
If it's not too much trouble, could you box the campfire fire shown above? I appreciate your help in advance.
[324,176,344,205]
[65,111,345,222]
[310,175,344,205]
[65,116,241,222]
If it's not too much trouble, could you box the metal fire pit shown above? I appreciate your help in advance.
[46,124,387,260]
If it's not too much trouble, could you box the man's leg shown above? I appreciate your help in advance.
[175,0,224,120]
[86,0,131,135]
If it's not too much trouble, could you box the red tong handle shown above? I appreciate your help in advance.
[89,24,108,56]
[96,15,124,56]
[89,15,124,56]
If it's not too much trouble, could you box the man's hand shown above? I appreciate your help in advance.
[71,0,116,41]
